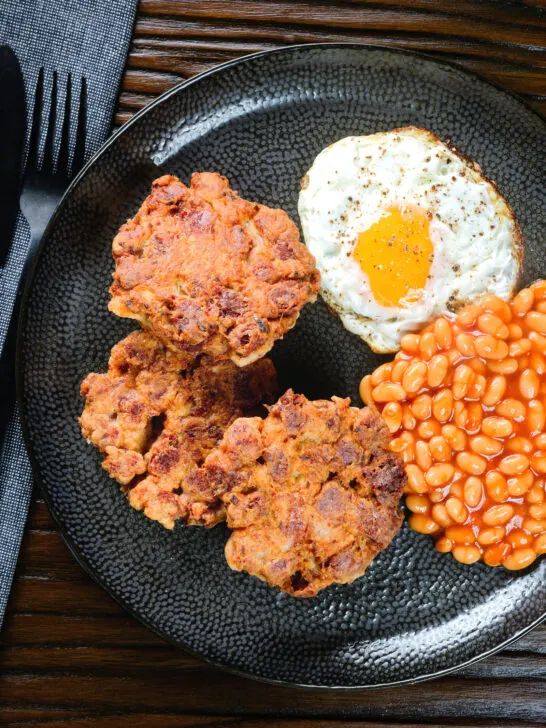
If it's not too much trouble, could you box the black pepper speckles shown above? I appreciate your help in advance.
[19,44,545,689]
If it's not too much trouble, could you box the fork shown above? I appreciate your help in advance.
[19,68,87,258]
[0,69,87,446]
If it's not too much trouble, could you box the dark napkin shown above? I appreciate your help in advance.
[0,0,138,626]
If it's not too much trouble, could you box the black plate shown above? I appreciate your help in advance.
[18,44,546,688]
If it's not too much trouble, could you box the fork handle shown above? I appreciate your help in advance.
[0,190,65,456]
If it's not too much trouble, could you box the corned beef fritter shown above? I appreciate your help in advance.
[197,390,406,597]
[109,173,320,366]
[79,330,278,529]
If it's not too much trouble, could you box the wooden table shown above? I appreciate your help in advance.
[2,2,546,725]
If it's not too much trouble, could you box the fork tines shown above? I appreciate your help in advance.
[26,68,87,178]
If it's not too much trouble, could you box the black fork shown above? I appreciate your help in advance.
[19,68,87,255]
[0,69,87,450]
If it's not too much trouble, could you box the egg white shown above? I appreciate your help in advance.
[298,127,522,353]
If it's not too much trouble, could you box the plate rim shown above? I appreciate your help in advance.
[16,41,546,690]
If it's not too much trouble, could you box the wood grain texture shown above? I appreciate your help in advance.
[2,2,546,725]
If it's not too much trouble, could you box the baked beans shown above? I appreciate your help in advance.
[361,284,546,570]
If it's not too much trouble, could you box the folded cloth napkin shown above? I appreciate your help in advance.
[0,0,138,627]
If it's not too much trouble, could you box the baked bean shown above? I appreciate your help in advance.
[372,381,407,402]
[507,471,534,497]
[469,358,486,375]
[359,375,373,406]
[401,333,421,354]
[432,389,453,423]
[503,548,536,571]
[428,435,451,462]
[485,471,509,502]
[505,436,533,454]
[484,542,511,567]
[434,317,453,349]
[454,401,469,429]
[483,503,514,526]
[482,375,507,407]
[406,464,427,494]
[527,399,545,434]
[526,483,546,504]
[411,393,432,421]
[390,432,415,464]
[534,433,546,449]
[509,338,532,357]
[534,533,546,554]
[415,440,432,471]
[371,363,393,386]
[456,451,487,475]
[435,537,453,553]
[406,494,430,514]
[478,313,509,339]
[512,288,534,316]
[402,361,428,394]
[506,529,533,549]
[530,351,546,375]
[457,304,481,327]
[477,526,505,546]
[487,358,518,375]
[446,348,462,367]
[450,481,464,499]
[445,496,468,524]
[531,281,546,299]
[381,401,403,433]
[522,517,546,534]
[446,525,475,544]
[519,368,539,399]
[494,400,525,422]
[425,463,455,487]
[466,402,483,433]
[409,514,440,535]
[481,415,513,438]
[419,332,437,361]
[528,330,546,353]
[525,311,546,335]
[508,323,523,340]
[391,358,410,383]
[427,354,449,388]
[537,301,546,314]
[475,334,509,360]
[499,453,529,475]
[429,489,445,503]
[468,374,487,401]
[402,405,417,431]
[453,545,481,564]
[529,503,546,520]
[431,504,452,528]
[442,424,467,452]
[531,456,546,474]
[418,420,441,440]
[481,294,512,323]
[464,476,483,508]
[452,364,473,399]
[455,333,476,357]
[471,434,503,457]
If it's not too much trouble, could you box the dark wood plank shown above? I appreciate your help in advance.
[0,673,544,721]
[3,717,541,728]
[5,578,123,616]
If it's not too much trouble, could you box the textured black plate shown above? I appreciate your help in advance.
[18,44,546,688]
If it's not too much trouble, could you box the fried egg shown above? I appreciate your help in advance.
[298,127,522,352]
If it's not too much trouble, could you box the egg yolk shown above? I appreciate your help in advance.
[353,205,433,307]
